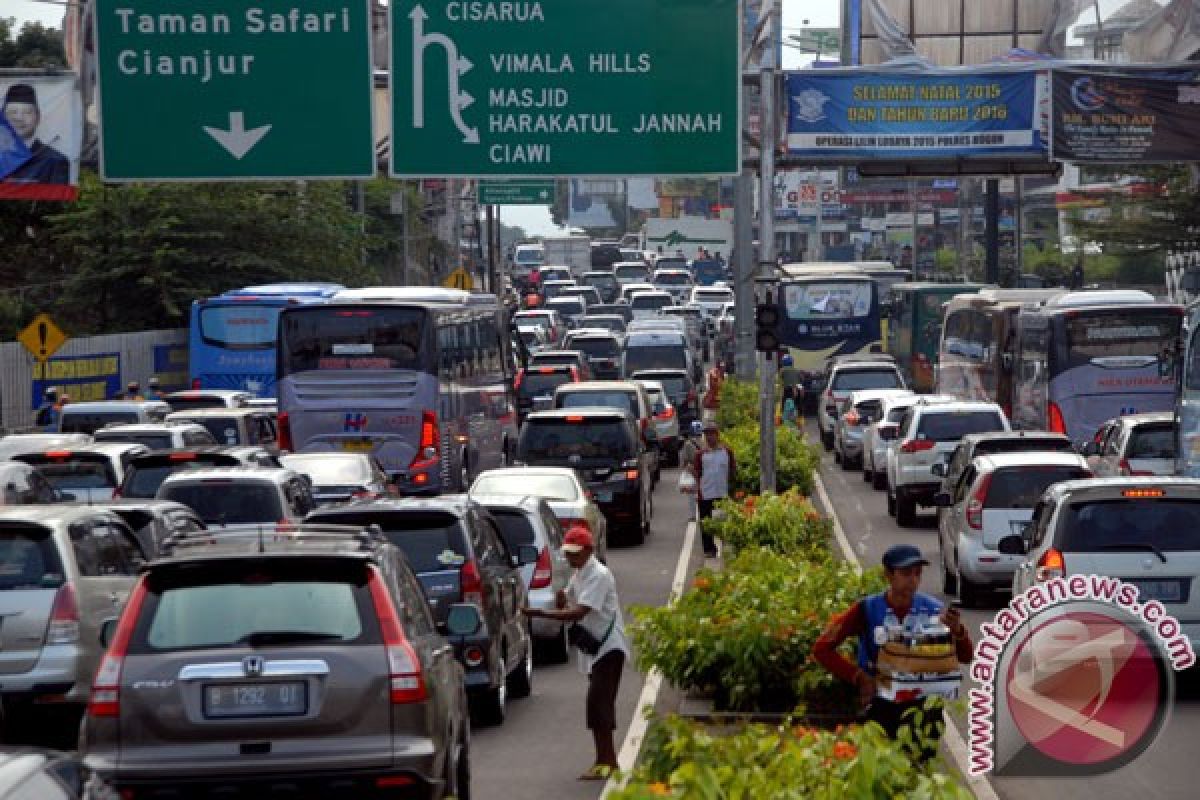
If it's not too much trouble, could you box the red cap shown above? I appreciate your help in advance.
[562,527,594,553]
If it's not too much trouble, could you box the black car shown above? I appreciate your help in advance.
[517,408,652,546]
[114,446,282,499]
[307,495,536,726]
[581,272,620,303]
[564,332,623,380]
[629,368,699,430]
[591,242,623,269]
[515,364,580,423]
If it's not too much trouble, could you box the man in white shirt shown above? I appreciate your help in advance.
[692,419,736,558]
[521,526,630,781]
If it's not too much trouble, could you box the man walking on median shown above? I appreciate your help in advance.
[693,420,735,558]
[813,544,972,750]
[521,527,630,781]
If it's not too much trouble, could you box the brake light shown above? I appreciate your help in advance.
[514,369,525,392]
[461,559,485,609]
[899,439,935,454]
[530,547,553,590]
[366,567,427,704]
[191,378,202,389]
[1047,402,1066,434]
[538,367,555,374]
[1036,548,1066,582]
[46,583,80,645]
[168,452,197,461]
[408,411,440,473]
[843,410,861,426]
[655,406,675,421]
[1118,458,1153,477]
[566,415,585,423]
[44,450,72,459]
[1123,487,1165,498]
[965,473,993,530]
[624,469,640,480]
[88,576,149,718]
[277,411,293,452]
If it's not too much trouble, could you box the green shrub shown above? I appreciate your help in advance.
[722,421,820,496]
[714,377,758,429]
[702,489,831,560]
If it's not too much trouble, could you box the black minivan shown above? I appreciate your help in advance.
[516,408,653,546]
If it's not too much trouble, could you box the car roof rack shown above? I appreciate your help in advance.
[159,523,388,559]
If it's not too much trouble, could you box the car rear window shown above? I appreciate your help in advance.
[832,369,902,392]
[366,512,468,573]
[35,458,118,490]
[631,294,672,310]
[694,290,733,303]
[917,411,1004,441]
[548,300,585,315]
[471,473,579,501]
[637,375,686,396]
[571,338,619,357]
[0,526,63,590]
[165,397,226,411]
[520,372,575,396]
[531,354,582,368]
[95,432,173,450]
[655,273,691,285]
[557,391,636,415]
[134,559,373,652]
[615,265,649,281]
[520,419,635,461]
[1060,498,1200,552]
[984,467,1090,509]
[855,400,884,423]
[584,275,618,288]
[581,317,625,333]
[975,437,1074,456]
[159,482,283,525]
[623,345,687,373]
[60,412,139,434]
[1127,424,1177,459]
[490,509,538,552]
[177,417,243,445]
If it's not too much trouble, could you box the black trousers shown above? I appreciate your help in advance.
[698,498,718,555]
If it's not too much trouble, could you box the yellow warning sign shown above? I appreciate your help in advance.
[18,313,68,363]
[443,267,475,291]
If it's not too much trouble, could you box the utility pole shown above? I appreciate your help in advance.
[732,0,756,382]
[757,0,780,493]
[984,178,1000,285]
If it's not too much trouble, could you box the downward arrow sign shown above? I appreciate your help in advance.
[203,111,272,160]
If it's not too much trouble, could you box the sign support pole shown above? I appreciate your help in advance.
[985,178,1000,285]
[734,169,756,381]
[758,0,780,494]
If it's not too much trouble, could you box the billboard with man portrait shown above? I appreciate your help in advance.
[0,73,82,201]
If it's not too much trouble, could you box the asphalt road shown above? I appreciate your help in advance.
[806,417,1200,800]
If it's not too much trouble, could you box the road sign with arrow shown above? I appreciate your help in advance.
[94,0,375,180]
[477,180,556,205]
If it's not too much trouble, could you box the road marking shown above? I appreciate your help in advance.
[813,470,1000,800]
[601,519,697,797]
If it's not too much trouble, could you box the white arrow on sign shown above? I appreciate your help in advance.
[203,111,272,160]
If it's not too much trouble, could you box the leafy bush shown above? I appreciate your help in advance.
[610,715,973,799]
[722,421,820,496]
[629,548,886,712]
[714,377,758,430]
[703,489,831,560]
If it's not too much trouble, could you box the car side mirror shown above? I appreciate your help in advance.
[445,603,483,637]
[997,534,1027,556]
[99,616,119,649]
[931,462,947,477]
[932,491,953,507]
[516,544,539,567]
[878,424,898,442]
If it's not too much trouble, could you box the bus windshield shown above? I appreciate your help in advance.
[199,305,280,350]
[279,307,428,375]
[1064,311,1179,368]
[784,281,872,320]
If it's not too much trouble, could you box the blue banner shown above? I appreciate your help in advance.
[31,353,122,409]
[786,70,1047,160]
[153,343,189,391]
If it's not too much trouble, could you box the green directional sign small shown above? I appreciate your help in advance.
[477,180,556,204]
[390,0,740,177]
[94,0,375,180]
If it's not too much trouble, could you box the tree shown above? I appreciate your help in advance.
[0,19,66,67]
[1070,166,1200,259]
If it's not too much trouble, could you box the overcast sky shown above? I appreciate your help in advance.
[8,0,1152,237]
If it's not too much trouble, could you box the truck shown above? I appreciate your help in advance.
[540,235,591,279]
[643,216,734,263]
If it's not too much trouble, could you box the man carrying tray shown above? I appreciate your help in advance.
[814,544,973,748]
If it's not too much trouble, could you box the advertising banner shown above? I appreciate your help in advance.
[786,69,1047,160]
[31,353,122,409]
[0,73,82,201]
[1051,66,1200,163]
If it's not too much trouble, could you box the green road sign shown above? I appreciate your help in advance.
[390,0,739,177]
[477,180,556,204]
[94,0,375,180]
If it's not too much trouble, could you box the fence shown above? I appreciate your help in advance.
[0,328,187,432]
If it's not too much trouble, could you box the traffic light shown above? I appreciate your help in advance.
[755,294,781,352]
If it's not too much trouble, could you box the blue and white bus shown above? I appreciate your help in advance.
[276,287,518,495]
[1178,301,1200,476]
[1011,291,1182,444]
[188,283,344,397]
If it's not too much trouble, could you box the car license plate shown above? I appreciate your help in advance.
[203,682,307,718]
[341,439,374,452]
[595,491,613,503]
[1127,579,1182,603]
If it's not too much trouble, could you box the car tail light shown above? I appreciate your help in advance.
[191,378,202,389]
[530,547,553,589]
[1036,548,1066,582]
[1118,458,1153,477]
[570,366,580,381]
[624,469,639,480]
[366,567,427,704]
[1047,402,1066,434]
[408,411,440,473]
[843,410,861,426]
[463,646,485,667]
[566,415,585,423]
[461,559,485,609]
[899,439,935,454]
[46,583,80,645]
[514,369,525,392]
[169,452,197,461]
[277,411,293,452]
[655,406,675,421]
[538,367,555,374]
[88,577,149,718]
[965,473,993,530]
[44,450,72,459]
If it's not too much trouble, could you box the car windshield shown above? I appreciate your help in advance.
[916,411,1005,441]
[1060,499,1200,552]
[0,526,64,590]
[832,369,902,391]
[60,412,140,434]
[490,509,537,551]
[159,482,283,525]
[521,419,634,461]
[36,459,118,490]
[1128,424,1177,459]
[280,456,370,486]
[624,345,687,373]
[472,472,579,501]
[136,560,369,652]
[984,467,1090,509]
[280,306,427,374]
[557,391,635,414]
[94,432,174,450]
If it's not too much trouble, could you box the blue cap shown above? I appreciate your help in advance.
[882,544,930,570]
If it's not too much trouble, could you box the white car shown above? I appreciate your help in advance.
[618,282,658,304]
[93,422,219,451]
[818,357,906,451]
[652,269,694,304]
[639,380,681,466]
[885,400,1009,527]
[13,442,150,503]
[1083,411,1177,478]
[689,286,735,328]
[629,290,674,320]
[863,394,951,490]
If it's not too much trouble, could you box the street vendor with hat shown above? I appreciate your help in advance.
[813,544,973,743]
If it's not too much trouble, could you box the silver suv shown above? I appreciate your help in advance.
[1083,412,1177,478]
[818,357,906,451]
[14,443,150,504]
[80,524,472,798]
[0,506,146,740]
[157,468,316,527]
[934,451,1091,607]
[885,400,1009,526]
[93,422,218,451]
